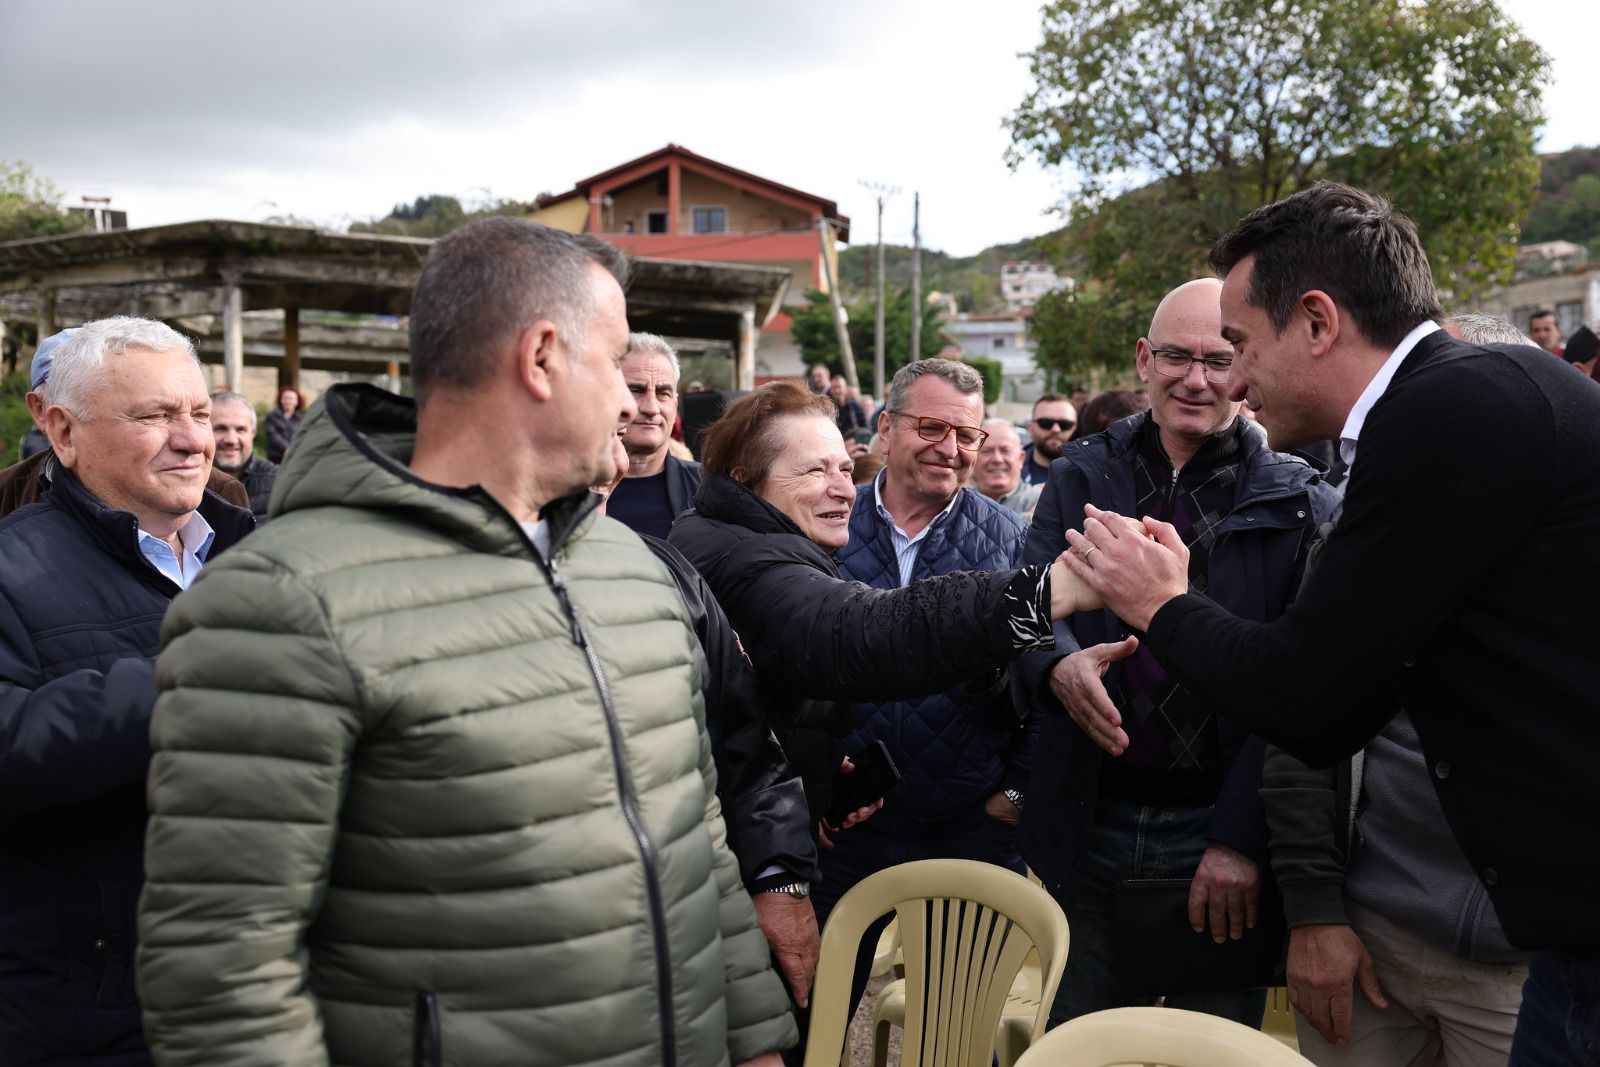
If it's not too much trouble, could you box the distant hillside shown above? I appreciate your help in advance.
[1520,145,1600,256]
[849,146,1600,312]
[837,236,1050,314]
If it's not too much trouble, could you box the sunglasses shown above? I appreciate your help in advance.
[1033,417,1075,432]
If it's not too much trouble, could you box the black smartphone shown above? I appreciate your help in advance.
[825,740,902,828]
[851,428,874,445]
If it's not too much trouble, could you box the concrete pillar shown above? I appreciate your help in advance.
[38,287,56,342]
[221,270,244,390]
[668,161,681,235]
[736,305,756,391]
[282,306,301,389]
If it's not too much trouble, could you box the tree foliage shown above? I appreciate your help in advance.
[0,161,90,242]
[1521,146,1600,257]
[348,193,524,238]
[790,286,944,394]
[1008,0,1549,377]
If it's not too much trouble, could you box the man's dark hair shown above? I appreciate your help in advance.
[1071,389,1148,440]
[1209,182,1442,349]
[1032,393,1067,415]
[1529,308,1556,323]
[408,217,629,403]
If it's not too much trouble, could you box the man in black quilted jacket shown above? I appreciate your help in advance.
[0,317,253,1067]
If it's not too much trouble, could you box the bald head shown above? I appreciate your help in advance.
[1149,277,1225,339]
[1137,278,1238,465]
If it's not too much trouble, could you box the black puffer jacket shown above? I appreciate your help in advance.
[0,466,252,1067]
[232,455,278,523]
[669,473,1044,822]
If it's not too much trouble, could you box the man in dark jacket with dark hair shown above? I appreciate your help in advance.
[1067,182,1600,1065]
[0,316,252,1067]
[1017,278,1339,1028]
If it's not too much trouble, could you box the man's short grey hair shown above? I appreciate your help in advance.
[625,332,681,383]
[980,417,1021,445]
[210,390,258,430]
[886,358,984,413]
[1447,313,1535,347]
[47,316,198,418]
[408,217,630,404]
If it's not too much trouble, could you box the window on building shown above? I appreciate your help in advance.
[647,211,668,234]
[1557,301,1585,338]
[691,206,727,234]
[993,336,1007,348]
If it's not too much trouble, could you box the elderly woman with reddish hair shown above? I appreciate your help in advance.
[669,381,1093,830]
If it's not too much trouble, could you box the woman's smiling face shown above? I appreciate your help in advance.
[752,414,857,550]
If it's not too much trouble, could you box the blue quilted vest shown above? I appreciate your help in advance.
[834,483,1029,831]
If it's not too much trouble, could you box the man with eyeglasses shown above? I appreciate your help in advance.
[816,358,1036,1017]
[1024,394,1078,485]
[1014,278,1340,1029]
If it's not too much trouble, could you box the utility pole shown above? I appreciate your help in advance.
[909,192,922,363]
[859,181,898,403]
[816,216,858,388]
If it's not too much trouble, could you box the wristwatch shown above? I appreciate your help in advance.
[1002,788,1026,811]
[760,881,811,899]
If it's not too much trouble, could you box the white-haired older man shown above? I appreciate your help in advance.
[609,331,702,538]
[0,317,253,1066]
[972,418,1042,515]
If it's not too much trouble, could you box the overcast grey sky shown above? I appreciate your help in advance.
[2,0,1592,256]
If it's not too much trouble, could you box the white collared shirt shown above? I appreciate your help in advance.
[1338,321,1441,474]
[871,469,960,586]
[137,510,217,590]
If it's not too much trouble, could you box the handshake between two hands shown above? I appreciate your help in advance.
[1047,504,1192,629]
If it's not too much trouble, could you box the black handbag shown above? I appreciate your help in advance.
[1113,878,1286,996]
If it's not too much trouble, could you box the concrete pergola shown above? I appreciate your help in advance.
[0,220,790,389]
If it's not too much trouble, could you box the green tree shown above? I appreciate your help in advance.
[348,193,523,238]
[1008,0,1548,377]
[790,286,944,394]
[0,161,90,242]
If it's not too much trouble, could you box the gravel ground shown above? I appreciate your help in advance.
[844,974,901,1067]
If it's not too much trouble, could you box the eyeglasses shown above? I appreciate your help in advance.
[1150,347,1234,384]
[887,410,989,451]
[1033,417,1075,432]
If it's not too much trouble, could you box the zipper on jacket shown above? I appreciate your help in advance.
[543,557,679,1067]
[412,992,442,1067]
[1162,466,1181,520]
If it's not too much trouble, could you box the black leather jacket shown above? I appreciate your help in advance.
[641,534,818,885]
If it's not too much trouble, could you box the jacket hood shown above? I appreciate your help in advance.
[272,383,598,555]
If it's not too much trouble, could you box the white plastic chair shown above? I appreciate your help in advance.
[804,859,1069,1067]
[1013,1006,1317,1067]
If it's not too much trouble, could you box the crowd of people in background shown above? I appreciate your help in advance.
[1,182,1597,1067]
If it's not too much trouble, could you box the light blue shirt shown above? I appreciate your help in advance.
[870,469,960,586]
[137,510,216,590]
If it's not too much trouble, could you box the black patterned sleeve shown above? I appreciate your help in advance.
[1001,565,1053,653]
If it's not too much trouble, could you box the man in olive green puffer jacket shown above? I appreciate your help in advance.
[136,219,795,1067]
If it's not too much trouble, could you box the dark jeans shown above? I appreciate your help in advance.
[1509,950,1600,1066]
[1044,794,1266,1028]
[782,812,1022,1066]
